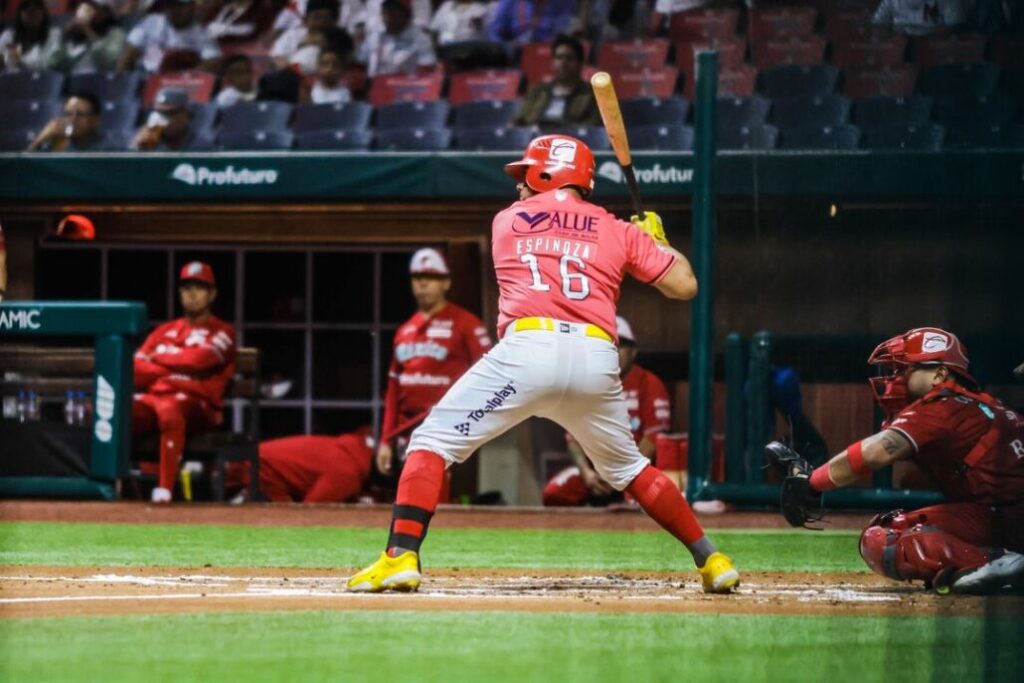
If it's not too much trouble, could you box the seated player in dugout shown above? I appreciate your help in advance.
[225,429,375,503]
[133,262,236,503]
[543,315,671,506]
[768,327,1024,595]
[375,248,492,498]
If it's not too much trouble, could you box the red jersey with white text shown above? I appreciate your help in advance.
[381,303,491,442]
[887,382,1024,504]
[133,317,236,409]
[567,363,671,447]
[492,190,676,341]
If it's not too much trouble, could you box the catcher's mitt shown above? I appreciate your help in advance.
[765,441,825,529]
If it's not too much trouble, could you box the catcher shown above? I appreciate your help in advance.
[767,327,1024,595]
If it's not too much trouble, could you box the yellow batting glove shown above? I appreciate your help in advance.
[631,211,669,246]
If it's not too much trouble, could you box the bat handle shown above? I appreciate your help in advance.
[623,164,645,218]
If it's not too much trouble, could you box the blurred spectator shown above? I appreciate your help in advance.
[512,33,599,129]
[360,0,436,76]
[0,0,63,72]
[649,0,713,36]
[26,92,110,152]
[257,66,302,101]
[203,0,276,44]
[580,0,649,42]
[429,0,495,45]
[270,0,340,73]
[273,0,431,40]
[58,0,127,74]
[308,44,351,102]
[131,86,214,150]
[118,0,222,73]
[214,53,257,107]
[487,0,577,44]
[872,0,970,35]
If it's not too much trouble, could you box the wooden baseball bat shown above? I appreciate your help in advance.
[590,71,645,218]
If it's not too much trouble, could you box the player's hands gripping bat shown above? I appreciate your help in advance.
[591,72,649,222]
[630,212,669,246]
[765,441,826,529]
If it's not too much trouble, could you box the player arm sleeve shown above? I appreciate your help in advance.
[885,402,953,455]
[380,358,401,443]
[151,329,235,373]
[622,221,677,285]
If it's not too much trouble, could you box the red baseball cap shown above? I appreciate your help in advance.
[409,248,450,276]
[56,214,96,241]
[179,261,216,286]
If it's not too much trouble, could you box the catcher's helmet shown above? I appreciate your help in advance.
[504,134,595,196]
[867,327,975,417]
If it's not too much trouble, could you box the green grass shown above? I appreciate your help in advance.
[0,521,868,572]
[2,610,1022,683]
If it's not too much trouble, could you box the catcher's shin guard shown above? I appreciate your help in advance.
[859,510,990,583]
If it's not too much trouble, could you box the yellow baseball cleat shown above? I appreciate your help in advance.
[346,551,422,593]
[698,551,740,594]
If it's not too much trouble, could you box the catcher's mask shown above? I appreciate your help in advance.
[504,134,595,196]
[867,327,975,418]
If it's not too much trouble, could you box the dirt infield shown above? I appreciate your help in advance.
[4,502,1021,621]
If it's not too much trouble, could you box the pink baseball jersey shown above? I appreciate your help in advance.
[492,189,676,341]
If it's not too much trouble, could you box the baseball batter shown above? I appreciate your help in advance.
[769,327,1024,594]
[377,248,492,478]
[133,262,236,503]
[543,315,671,506]
[348,134,740,593]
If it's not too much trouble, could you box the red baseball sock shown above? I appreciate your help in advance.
[387,450,446,556]
[627,466,705,546]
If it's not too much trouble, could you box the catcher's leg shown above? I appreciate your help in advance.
[859,505,992,588]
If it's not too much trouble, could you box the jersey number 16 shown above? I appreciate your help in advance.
[521,253,590,300]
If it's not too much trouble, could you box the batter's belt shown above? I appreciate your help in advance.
[511,317,613,342]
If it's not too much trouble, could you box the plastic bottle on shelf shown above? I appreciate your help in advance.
[27,391,41,421]
[75,390,90,426]
[16,390,27,423]
[64,390,77,426]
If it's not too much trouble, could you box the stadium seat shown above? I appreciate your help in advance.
[159,49,201,73]
[852,96,932,127]
[717,96,771,128]
[368,72,444,106]
[101,129,134,151]
[0,99,59,131]
[771,94,851,128]
[711,65,758,99]
[748,6,818,42]
[597,39,670,71]
[674,36,746,78]
[0,70,63,101]
[217,130,294,150]
[842,65,918,98]
[718,124,779,151]
[861,123,945,151]
[375,127,452,151]
[294,129,373,150]
[0,129,37,152]
[932,95,1015,128]
[832,36,907,67]
[751,36,828,69]
[520,41,592,87]
[668,8,740,43]
[452,100,519,130]
[550,126,610,151]
[912,34,986,67]
[454,126,534,151]
[779,124,861,150]
[620,97,689,127]
[944,123,1024,150]
[758,64,838,97]
[293,102,374,133]
[823,10,881,43]
[629,124,694,151]
[219,101,294,132]
[917,63,1001,98]
[189,103,218,134]
[143,71,216,106]
[376,101,450,131]
[68,72,142,101]
[610,67,679,99]
[448,70,521,105]
[98,100,140,134]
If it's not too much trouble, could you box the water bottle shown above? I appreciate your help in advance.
[16,390,27,423]
[64,391,77,426]
[27,391,41,421]
[75,390,90,426]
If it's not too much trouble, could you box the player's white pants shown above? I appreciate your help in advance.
[407,322,649,491]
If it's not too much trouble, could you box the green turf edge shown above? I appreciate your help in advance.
[2,610,1022,683]
[0,522,870,572]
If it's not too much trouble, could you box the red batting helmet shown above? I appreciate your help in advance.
[867,327,975,417]
[504,134,595,196]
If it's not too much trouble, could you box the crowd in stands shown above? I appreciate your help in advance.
[0,0,1021,152]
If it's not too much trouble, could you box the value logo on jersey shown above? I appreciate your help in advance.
[512,211,551,234]
[512,211,599,236]
[465,382,517,423]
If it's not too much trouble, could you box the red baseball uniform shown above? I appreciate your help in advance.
[543,363,672,506]
[132,316,236,491]
[257,433,374,503]
[380,303,491,443]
